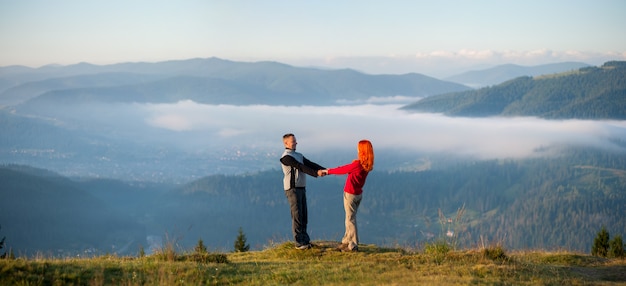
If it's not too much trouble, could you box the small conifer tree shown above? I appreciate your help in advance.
[0,237,5,259]
[195,239,207,254]
[138,245,145,258]
[609,235,624,258]
[234,227,250,252]
[591,226,610,257]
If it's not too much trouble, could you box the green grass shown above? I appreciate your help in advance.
[1,241,625,285]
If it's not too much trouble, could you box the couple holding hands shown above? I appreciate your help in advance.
[280,133,374,252]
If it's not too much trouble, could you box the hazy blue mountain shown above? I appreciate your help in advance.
[0,63,108,94]
[403,61,626,119]
[16,72,468,108]
[0,72,167,106]
[444,62,590,87]
[0,110,94,150]
[1,58,470,107]
[0,65,41,91]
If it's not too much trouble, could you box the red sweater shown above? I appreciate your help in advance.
[327,160,369,195]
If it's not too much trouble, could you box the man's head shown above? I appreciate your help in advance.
[283,133,297,150]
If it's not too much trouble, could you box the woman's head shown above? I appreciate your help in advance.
[357,140,374,172]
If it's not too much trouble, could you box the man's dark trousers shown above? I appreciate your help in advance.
[285,187,310,247]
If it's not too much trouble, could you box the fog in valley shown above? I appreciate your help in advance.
[29,99,626,181]
[6,98,625,254]
[141,100,626,157]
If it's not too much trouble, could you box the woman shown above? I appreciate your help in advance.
[320,140,374,252]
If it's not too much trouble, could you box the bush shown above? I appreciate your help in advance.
[424,240,450,255]
[482,245,507,261]
[183,253,229,263]
[424,240,450,265]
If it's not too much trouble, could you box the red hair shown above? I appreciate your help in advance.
[357,140,374,172]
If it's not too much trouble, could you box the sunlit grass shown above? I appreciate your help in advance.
[1,241,625,285]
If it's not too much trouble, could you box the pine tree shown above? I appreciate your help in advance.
[0,237,5,259]
[234,227,250,252]
[591,226,610,257]
[609,235,624,258]
[195,239,207,254]
[138,245,146,258]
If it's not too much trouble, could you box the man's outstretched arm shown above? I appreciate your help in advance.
[303,157,325,172]
[281,156,320,177]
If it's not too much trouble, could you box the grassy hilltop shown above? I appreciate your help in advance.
[1,241,625,285]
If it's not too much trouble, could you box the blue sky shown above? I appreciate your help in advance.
[1,0,625,76]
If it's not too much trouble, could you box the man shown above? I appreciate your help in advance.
[280,133,325,249]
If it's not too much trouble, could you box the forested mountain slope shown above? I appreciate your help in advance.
[402,61,626,119]
[2,146,624,256]
[0,166,145,256]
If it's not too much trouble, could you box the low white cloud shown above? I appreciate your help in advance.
[217,128,248,137]
[336,96,421,105]
[138,101,626,159]
[148,114,193,131]
[456,49,496,60]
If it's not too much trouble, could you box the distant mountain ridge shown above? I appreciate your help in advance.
[403,61,626,120]
[445,62,590,87]
[0,58,470,107]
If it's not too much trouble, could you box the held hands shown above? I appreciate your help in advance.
[317,169,328,177]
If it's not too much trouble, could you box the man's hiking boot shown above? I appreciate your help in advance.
[295,243,312,250]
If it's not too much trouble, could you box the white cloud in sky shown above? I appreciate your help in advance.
[413,49,622,64]
[138,101,626,159]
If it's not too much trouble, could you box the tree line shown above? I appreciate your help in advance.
[1,145,625,255]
